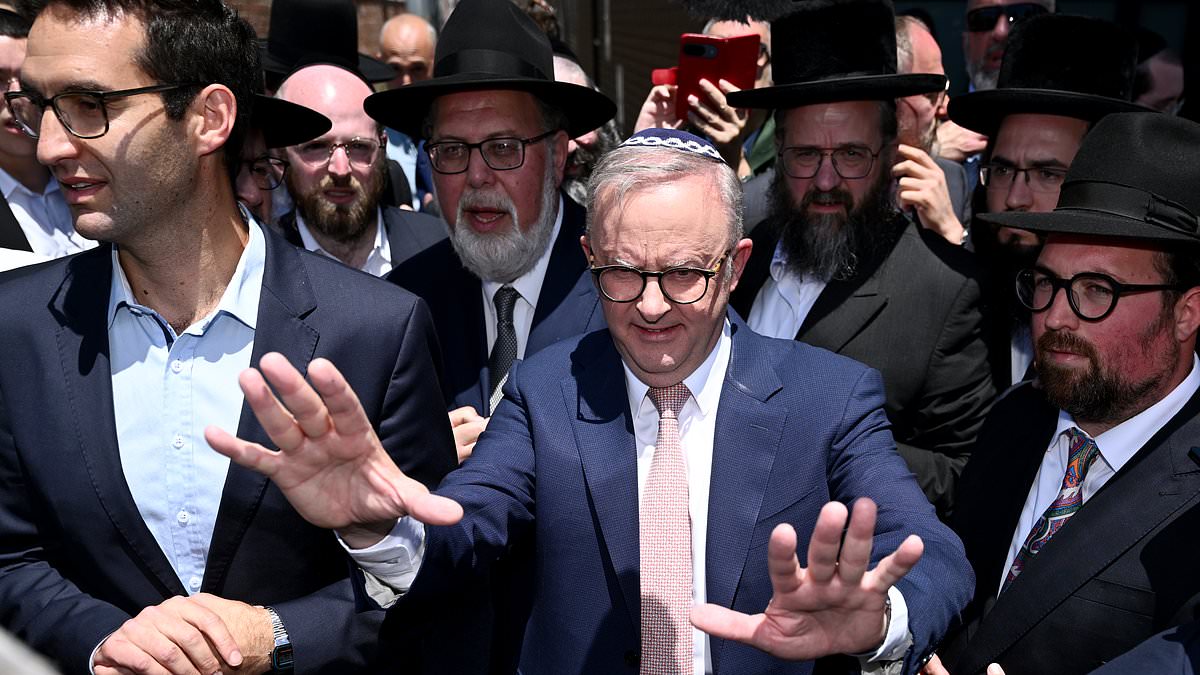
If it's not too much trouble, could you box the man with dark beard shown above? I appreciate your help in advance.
[729,0,994,520]
[275,64,445,276]
[926,112,1200,675]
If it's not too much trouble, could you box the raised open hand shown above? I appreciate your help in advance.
[691,499,924,661]
[205,353,462,548]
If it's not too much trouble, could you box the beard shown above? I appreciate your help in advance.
[449,154,559,283]
[289,161,386,244]
[561,119,621,207]
[966,57,1001,92]
[1037,309,1178,425]
[766,159,903,281]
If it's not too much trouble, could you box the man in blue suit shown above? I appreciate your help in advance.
[0,0,455,672]
[212,128,974,674]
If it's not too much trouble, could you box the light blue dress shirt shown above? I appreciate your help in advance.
[107,219,264,593]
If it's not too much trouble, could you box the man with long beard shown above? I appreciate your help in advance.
[926,112,1200,675]
[275,64,445,276]
[729,0,994,520]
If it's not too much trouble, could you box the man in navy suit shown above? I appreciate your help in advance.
[0,0,455,672]
[212,128,974,674]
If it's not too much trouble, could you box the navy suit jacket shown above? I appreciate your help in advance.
[1092,620,1200,675]
[0,226,457,674]
[386,193,605,416]
[402,317,974,674]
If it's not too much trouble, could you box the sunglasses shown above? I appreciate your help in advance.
[965,3,1050,32]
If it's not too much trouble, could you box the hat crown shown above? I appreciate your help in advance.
[771,0,901,87]
[433,0,554,82]
[266,0,360,70]
[998,14,1138,100]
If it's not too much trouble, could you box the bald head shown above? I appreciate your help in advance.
[277,64,376,133]
[378,13,436,89]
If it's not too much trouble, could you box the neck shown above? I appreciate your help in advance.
[0,152,51,192]
[307,212,378,271]
[117,179,249,335]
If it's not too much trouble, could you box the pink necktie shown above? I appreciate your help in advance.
[640,383,693,675]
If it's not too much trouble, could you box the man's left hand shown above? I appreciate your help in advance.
[690,498,923,660]
[893,144,965,244]
[189,595,275,673]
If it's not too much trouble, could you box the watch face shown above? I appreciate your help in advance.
[272,644,295,671]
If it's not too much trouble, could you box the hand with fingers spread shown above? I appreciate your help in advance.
[204,352,462,550]
[686,78,749,164]
[92,594,252,675]
[893,144,966,244]
[634,84,685,133]
[449,406,488,464]
[690,498,924,661]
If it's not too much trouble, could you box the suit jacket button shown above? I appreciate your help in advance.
[624,649,640,668]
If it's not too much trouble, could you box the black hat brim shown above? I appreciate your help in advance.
[251,95,332,148]
[259,41,395,83]
[978,208,1200,244]
[364,75,617,139]
[949,89,1155,136]
[726,73,946,109]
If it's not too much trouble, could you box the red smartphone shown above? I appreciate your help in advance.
[673,32,760,121]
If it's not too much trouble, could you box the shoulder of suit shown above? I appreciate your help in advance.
[885,218,980,283]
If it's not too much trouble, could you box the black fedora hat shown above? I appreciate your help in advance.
[726,0,945,110]
[261,0,393,84]
[979,112,1200,244]
[948,15,1153,137]
[250,94,331,148]
[363,0,615,139]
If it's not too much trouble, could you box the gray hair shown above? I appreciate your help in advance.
[585,145,744,249]
[895,15,917,74]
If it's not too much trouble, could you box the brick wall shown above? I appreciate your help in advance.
[226,0,409,57]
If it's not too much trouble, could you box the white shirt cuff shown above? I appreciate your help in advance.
[337,517,427,607]
[855,586,912,666]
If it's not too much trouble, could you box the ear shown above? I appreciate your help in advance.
[579,234,592,262]
[191,84,237,159]
[726,237,754,291]
[551,129,569,185]
[1173,286,1200,343]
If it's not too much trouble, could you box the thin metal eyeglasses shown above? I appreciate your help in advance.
[4,83,200,139]
[426,129,558,175]
[965,2,1049,32]
[1015,268,1188,321]
[777,144,882,179]
[980,163,1069,194]
[239,155,289,191]
[293,137,382,170]
[589,251,730,304]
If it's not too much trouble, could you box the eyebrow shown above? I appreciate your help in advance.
[16,79,114,96]
[989,155,1070,169]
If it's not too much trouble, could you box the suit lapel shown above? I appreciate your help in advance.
[204,232,319,589]
[52,248,186,596]
[568,333,642,629]
[795,267,887,353]
[960,390,1200,673]
[0,196,32,252]
[707,321,786,673]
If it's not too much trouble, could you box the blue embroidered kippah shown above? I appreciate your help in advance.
[619,128,724,161]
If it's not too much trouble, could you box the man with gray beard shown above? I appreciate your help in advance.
[729,0,995,521]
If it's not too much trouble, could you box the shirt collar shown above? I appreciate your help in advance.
[1052,353,1200,472]
[0,165,60,200]
[481,194,563,310]
[623,319,732,420]
[295,208,390,271]
[107,214,266,333]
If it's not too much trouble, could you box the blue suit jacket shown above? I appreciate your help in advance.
[0,226,457,674]
[402,317,973,674]
[386,194,605,416]
[1092,620,1200,675]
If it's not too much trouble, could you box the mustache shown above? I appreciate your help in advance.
[1037,330,1097,361]
[800,188,854,209]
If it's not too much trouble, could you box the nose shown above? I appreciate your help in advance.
[235,165,263,208]
[636,277,672,322]
[812,154,842,192]
[992,14,1011,41]
[327,145,352,178]
[465,146,496,188]
[575,129,598,150]
[1004,172,1034,212]
[1041,283,1079,332]
[35,107,78,168]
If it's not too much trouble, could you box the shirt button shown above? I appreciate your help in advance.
[188,576,202,591]
[176,510,190,525]
[172,435,185,449]
[170,360,183,373]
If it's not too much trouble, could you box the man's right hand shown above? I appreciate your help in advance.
[93,595,245,675]
[449,406,488,464]
[935,121,988,163]
[204,352,463,549]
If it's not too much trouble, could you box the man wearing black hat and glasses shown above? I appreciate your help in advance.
[729,0,995,520]
[927,112,1200,675]
[0,0,455,672]
[235,93,331,227]
[961,0,1052,94]
[949,14,1152,390]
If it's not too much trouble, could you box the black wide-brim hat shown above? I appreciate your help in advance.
[363,0,616,139]
[260,0,393,83]
[726,0,945,110]
[980,113,1200,244]
[250,94,331,148]
[949,15,1154,136]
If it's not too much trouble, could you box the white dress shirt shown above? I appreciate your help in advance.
[480,197,563,360]
[346,321,911,672]
[296,208,393,277]
[0,166,95,258]
[747,241,827,339]
[1000,354,1200,591]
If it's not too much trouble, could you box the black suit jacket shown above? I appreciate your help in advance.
[941,383,1200,674]
[731,218,995,518]
[0,197,31,252]
[277,204,448,270]
[387,193,605,416]
[0,225,457,674]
